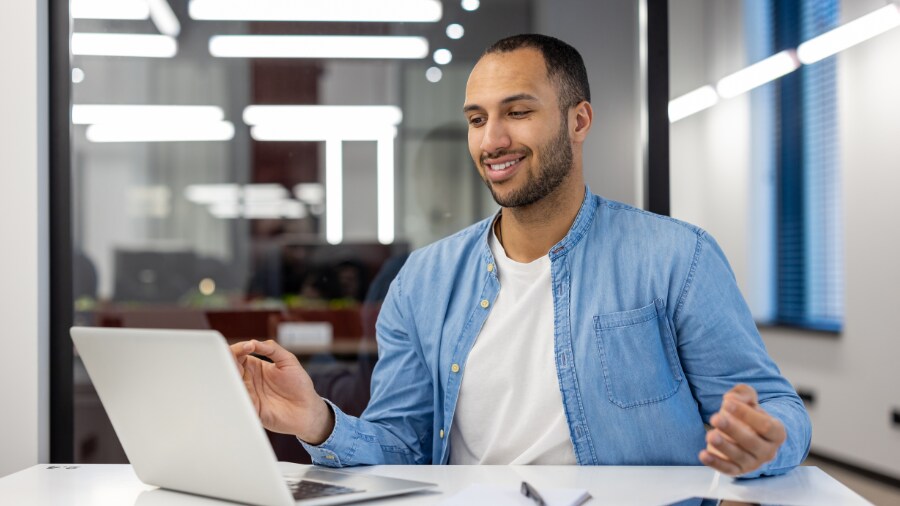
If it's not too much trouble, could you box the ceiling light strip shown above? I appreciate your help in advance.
[716,50,799,99]
[72,33,178,58]
[797,4,900,64]
[70,0,150,20]
[243,105,402,126]
[668,86,719,122]
[73,105,225,125]
[377,135,395,245]
[209,35,428,59]
[85,121,235,143]
[325,140,343,245]
[147,0,182,37]
[189,0,442,23]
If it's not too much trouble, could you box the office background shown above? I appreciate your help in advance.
[1,0,898,495]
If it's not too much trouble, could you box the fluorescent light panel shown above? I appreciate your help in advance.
[209,35,428,59]
[185,184,241,204]
[668,86,719,122]
[245,105,402,141]
[189,0,442,23]
[716,50,799,99]
[86,121,235,142]
[325,140,343,245]
[209,201,306,219]
[147,0,181,37]
[797,4,900,64]
[71,0,149,20]
[244,184,289,202]
[377,135,395,244]
[251,125,397,142]
[73,105,225,125]
[294,183,325,205]
[72,33,178,58]
[186,183,289,204]
[244,105,401,126]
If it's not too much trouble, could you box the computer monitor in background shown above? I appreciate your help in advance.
[112,249,197,303]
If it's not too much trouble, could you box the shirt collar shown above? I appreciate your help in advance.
[479,186,598,268]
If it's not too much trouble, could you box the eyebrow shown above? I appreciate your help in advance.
[463,93,540,113]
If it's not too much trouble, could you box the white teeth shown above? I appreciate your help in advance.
[488,159,520,171]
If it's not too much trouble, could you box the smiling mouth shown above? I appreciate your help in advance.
[486,156,525,171]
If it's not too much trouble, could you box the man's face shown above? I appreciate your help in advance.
[464,48,574,208]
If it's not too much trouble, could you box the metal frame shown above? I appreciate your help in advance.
[645,0,670,216]
[49,0,74,463]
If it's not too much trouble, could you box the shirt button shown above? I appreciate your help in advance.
[480,299,490,308]
[439,429,445,439]
[451,363,460,373]
[324,455,335,460]
[487,263,494,272]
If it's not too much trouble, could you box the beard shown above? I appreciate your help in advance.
[480,118,574,209]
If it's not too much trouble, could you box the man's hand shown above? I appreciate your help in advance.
[230,339,334,445]
[699,384,787,476]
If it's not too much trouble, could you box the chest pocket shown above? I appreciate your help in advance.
[593,298,683,409]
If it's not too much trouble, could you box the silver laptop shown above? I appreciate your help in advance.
[71,327,436,506]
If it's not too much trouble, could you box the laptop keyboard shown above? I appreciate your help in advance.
[287,480,363,500]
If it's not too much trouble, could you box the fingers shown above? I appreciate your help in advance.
[700,385,787,476]
[723,383,758,408]
[723,399,786,445]
[230,341,255,375]
[710,409,773,463]
[699,449,744,476]
[703,407,783,476]
[243,339,299,367]
[705,427,757,474]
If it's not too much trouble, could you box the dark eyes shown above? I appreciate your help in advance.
[467,110,531,127]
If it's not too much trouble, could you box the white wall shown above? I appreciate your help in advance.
[535,0,643,206]
[0,0,50,477]
[670,0,900,479]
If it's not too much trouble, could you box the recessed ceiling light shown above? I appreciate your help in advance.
[426,67,443,83]
[461,0,480,12]
[433,48,452,65]
[446,23,465,40]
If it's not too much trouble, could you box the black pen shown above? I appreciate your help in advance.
[521,481,547,506]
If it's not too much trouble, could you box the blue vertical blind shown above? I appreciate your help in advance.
[801,0,843,330]
[772,0,843,331]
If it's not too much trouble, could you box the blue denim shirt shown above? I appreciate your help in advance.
[302,189,811,477]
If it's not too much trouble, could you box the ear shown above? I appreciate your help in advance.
[570,101,593,142]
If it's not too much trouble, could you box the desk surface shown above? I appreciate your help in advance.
[0,463,871,506]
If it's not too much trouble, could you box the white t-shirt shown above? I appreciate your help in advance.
[448,225,578,465]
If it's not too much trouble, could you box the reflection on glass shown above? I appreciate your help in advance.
[71,0,528,463]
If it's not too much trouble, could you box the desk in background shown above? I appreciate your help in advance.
[0,463,871,505]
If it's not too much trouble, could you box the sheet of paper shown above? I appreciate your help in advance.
[441,483,591,506]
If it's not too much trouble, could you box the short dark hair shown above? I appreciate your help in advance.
[483,34,591,111]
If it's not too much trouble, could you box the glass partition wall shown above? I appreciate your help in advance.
[69,0,529,463]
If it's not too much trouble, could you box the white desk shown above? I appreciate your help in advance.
[0,463,871,505]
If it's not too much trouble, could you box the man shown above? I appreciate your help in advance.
[232,34,811,477]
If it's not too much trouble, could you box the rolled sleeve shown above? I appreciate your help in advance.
[298,399,356,467]
[675,231,812,477]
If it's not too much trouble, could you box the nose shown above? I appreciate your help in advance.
[479,118,511,156]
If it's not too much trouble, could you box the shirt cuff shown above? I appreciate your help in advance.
[297,398,354,467]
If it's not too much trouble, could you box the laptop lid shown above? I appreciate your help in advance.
[72,327,296,506]
[71,327,436,506]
